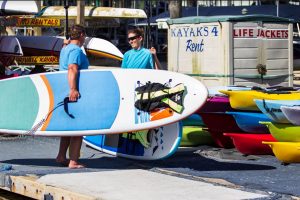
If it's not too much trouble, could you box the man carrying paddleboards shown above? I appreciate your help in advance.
[121,28,161,70]
[56,25,89,169]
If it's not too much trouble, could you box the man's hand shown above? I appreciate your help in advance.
[149,47,157,55]
[69,89,80,102]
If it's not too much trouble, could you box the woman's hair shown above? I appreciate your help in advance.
[69,25,86,40]
[128,28,144,37]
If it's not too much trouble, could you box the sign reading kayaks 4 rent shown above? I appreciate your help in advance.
[166,15,294,87]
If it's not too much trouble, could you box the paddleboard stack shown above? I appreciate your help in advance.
[219,86,300,163]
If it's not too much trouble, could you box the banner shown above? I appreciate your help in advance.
[0,17,60,27]
[16,18,61,27]
[16,56,59,64]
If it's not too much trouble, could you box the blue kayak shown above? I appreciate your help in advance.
[227,111,271,133]
[255,99,300,123]
[182,114,205,126]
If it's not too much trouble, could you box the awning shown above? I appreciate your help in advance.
[38,6,147,19]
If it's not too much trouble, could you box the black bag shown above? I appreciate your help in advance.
[134,82,184,113]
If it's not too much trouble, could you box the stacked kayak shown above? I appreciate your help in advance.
[180,126,214,147]
[180,114,214,147]
[258,101,300,164]
[227,112,270,133]
[262,142,300,165]
[196,85,300,161]
[224,133,276,155]
[198,112,241,148]
[219,86,300,156]
[281,106,300,126]
[255,100,300,123]
[220,88,300,111]
[260,121,300,142]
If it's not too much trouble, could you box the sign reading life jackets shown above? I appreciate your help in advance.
[233,28,288,39]
[16,56,59,64]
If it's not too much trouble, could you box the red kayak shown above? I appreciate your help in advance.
[224,133,277,155]
[209,130,234,148]
[199,112,244,149]
[199,112,245,133]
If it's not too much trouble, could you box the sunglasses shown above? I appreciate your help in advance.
[128,35,140,41]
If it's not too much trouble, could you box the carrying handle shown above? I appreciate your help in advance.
[63,97,75,119]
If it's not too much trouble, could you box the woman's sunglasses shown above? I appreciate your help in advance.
[128,35,140,42]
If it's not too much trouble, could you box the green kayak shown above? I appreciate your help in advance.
[260,121,300,142]
[180,126,214,147]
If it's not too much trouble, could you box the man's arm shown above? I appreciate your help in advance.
[68,63,80,101]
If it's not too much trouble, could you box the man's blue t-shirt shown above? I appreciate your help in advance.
[59,44,89,71]
[121,47,154,69]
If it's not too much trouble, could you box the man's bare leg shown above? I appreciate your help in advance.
[56,136,71,166]
[68,136,85,169]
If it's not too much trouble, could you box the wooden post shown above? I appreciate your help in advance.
[77,0,85,26]
[168,0,182,19]
[34,0,42,36]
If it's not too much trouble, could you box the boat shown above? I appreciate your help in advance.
[15,36,123,60]
[199,112,244,148]
[0,36,23,56]
[224,133,276,155]
[262,142,300,164]
[181,114,204,126]
[220,89,300,111]
[260,121,300,142]
[255,99,300,123]
[281,105,300,126]
[208,130,234,149]
[197,96,236,113]
[180,126,214,147]
[226,111,270,133]
[199,112,245,133]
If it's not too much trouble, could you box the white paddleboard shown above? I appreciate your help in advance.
[0,69,208,136]
[83,122,182,160]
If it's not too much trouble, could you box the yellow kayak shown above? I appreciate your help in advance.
[220,90,300,111]
[262,142,300,164]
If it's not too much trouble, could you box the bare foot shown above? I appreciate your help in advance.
[68,160,85,169]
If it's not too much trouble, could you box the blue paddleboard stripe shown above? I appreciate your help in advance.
[44,71,120,131]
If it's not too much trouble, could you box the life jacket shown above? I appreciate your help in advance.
[134,82,185,113]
